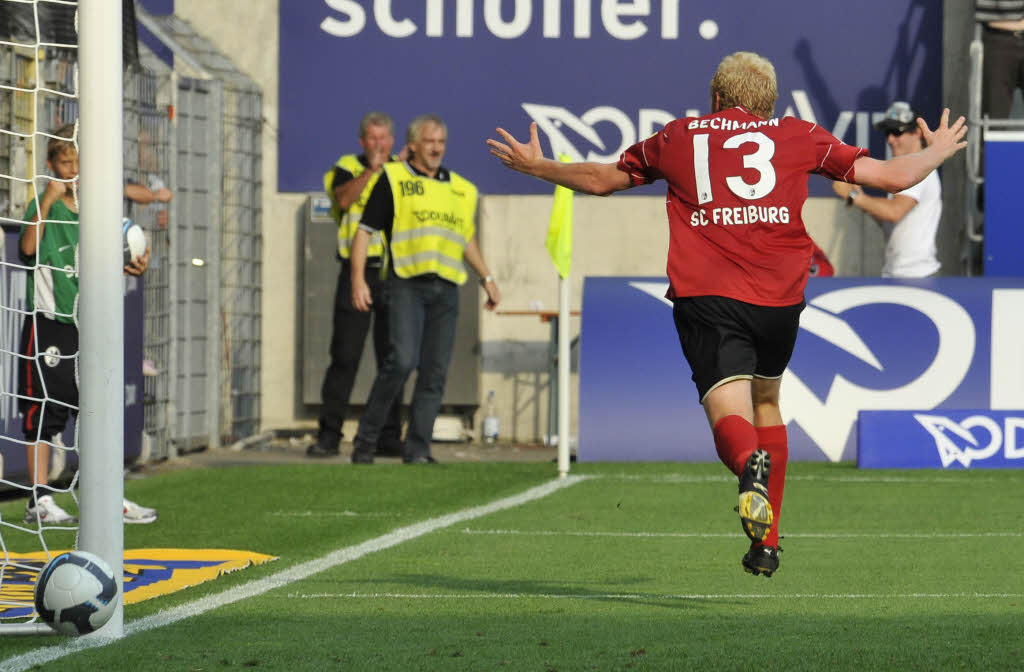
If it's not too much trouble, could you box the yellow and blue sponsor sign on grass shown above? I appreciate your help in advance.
[0,548,276,619]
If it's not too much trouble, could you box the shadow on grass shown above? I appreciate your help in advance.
[364,572,753,611]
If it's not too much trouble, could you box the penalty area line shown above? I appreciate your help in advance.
[287,591,1024,601]
[599,473,1014,484]
[461,528,1024,539]
[0,475,587,672]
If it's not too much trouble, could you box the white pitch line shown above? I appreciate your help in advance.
[268,511,399,518]
[461,528,1023,539]
[597,473,1016,484]
[0,476,587,672]
[287,591,1024,601]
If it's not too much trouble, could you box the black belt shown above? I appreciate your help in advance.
[404,273,454,286]
[341,257,383,268]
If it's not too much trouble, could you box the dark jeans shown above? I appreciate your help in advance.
[983,27,1024,119]
[318,259,402,446]
[355,275,459,460]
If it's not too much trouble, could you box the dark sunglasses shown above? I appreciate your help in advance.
[885,128,908,138]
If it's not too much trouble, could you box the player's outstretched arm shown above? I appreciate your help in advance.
[487,122,632,196]
[853,108,967,193]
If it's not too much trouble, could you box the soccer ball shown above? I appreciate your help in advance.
[122,217,147,265]
[34,550,119,635]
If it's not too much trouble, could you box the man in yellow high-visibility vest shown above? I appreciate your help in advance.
[350,114,500,464]
[309,112,405,458]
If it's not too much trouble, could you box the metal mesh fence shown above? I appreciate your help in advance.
[123,63,172,459]
[0,9,265,461]
[139,11,263,446]
[219,83,262,440]
[171,75,219,450]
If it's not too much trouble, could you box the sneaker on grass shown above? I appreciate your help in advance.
[737,448,773,543]
[123,498,158,524]
[742,543,781,577]
[24,495,77,525]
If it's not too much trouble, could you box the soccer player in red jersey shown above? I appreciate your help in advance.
[487,51,967,576]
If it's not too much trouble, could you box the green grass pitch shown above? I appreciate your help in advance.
[1,461,1022,671]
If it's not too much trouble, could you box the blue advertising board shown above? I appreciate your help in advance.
[279,1,941,195]
[578,277,1024,464]
[859,410,1024,469]
[983,131,1024,276]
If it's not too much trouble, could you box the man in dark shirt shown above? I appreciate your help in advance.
[309,112,405,458]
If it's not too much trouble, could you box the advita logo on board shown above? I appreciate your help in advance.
[914,414,1024,468]
[519,95,898,163]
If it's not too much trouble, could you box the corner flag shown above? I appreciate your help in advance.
[545,154,573,279]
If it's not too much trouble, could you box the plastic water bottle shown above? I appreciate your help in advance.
[482,390,499,444]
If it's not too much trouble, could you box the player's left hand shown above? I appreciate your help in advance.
[918,108,967,160]
[487,122,545,175]
[124,246,150,276]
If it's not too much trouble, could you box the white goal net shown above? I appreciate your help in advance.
[0,0,124,636]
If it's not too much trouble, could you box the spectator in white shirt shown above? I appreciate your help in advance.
[832,101,942,278]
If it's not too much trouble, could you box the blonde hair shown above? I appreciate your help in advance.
[47,123,76,162]
[710,52,778,120]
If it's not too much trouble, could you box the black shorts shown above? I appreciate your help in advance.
[672,295,805,403]
[17,316,79,442]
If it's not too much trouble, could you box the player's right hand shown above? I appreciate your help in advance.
[487,122,545,175]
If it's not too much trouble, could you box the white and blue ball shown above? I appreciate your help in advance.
[122,217,147,265]
[34,550,119,635]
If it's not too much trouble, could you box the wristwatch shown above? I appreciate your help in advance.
[846,188,862,206]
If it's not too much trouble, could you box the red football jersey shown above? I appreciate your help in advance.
[618,106,867,306]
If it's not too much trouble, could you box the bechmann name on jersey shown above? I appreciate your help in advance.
[690,205,791,227]
[686,117,781,131]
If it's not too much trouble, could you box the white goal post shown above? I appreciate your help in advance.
[77,0,125,639]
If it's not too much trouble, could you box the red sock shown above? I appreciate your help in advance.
[712,415,758,477]
[756,424,788,548]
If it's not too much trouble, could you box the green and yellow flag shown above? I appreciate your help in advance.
[545,153,574,279]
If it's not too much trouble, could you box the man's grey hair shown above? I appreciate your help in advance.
[359,111,394,138]
[407,114,447,144]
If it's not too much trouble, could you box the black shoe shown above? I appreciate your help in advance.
[403,455,438,464]
[742,544,781,577]
[736,449,773,543]
[376,439,405,458]
[350,439,375,464]
[307,434,340,458]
